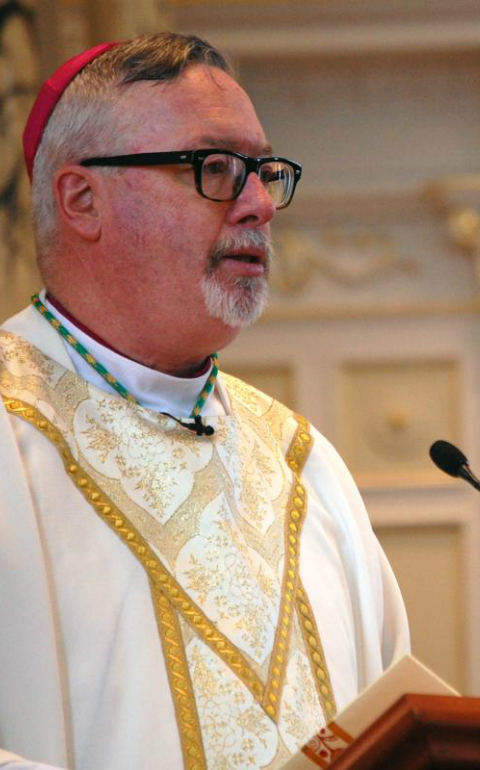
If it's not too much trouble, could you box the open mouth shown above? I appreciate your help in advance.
[223,253,262,264]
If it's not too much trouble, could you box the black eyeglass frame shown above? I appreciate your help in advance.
[80,148,302,209]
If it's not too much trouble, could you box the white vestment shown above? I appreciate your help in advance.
[0,305,409,770]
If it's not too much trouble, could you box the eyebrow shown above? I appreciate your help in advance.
[192,135,274,156]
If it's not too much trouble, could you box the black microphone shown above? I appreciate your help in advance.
[160,412,215,437]
[189,416,215,437]
[429,440,480,492]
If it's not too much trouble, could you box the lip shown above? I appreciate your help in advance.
[218,250,268,276]
[221,248,267,264]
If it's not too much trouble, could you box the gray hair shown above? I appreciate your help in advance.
[31,32,232,265]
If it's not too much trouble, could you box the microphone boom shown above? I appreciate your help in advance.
[430,439,480,492]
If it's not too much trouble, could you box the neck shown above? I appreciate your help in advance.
[46,293,212,378]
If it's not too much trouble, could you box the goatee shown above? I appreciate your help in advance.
[201,231,273,328]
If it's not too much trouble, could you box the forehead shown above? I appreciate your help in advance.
[118,65,270,155]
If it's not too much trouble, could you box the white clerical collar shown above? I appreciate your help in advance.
[43,291,229,416]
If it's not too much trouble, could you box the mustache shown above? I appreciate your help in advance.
[208,231,274,270]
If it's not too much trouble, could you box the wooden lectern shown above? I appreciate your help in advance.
[329,693,480,769]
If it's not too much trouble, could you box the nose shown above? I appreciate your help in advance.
[226,171,276,227]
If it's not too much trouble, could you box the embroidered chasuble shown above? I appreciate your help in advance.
[0,311,410,770]
[0,329,336,769]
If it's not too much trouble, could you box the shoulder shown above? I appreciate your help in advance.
[303,423,368,521]
[220,371,285,416]
[219,371,313,460]
[1,304,72,369]
[1,303,38,336]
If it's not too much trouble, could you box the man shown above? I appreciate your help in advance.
[0,32,409,770]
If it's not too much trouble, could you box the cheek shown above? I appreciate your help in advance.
[107,175,226,274]
[137,212,209,272]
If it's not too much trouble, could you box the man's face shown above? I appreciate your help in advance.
[97,65,276,354]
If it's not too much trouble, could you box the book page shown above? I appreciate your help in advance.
[281,654,459,769]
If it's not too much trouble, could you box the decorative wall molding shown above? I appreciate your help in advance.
[178,20,480,59]
[423,174,480,298]
[175,0,480,59]
[337,358,460,489]
[271,227,416,294]
[261,299,480,323]
[426,175,480,284]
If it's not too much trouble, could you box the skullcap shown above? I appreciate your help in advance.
[23,42,120,181]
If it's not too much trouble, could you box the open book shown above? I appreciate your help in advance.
[282,654,459,769]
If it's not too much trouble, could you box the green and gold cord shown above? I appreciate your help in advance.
[31,293,218,418]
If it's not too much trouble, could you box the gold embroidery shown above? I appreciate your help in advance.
[181,514,275,664]
[282,652,322,743]
[82,414,119,462]
[75,396,209,523]
[184,635,279,768]
[2,347,337,766]
[0,331,55,380]
[2,397,208,769]
[3,395,266,701]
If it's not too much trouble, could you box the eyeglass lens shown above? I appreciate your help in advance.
[201,153,295,208]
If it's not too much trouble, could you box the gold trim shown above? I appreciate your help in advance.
[284,415,337,720]
[262,415,312,722]
[296,580,337,720]
[285,414,312,475]
[4,395,336,738]
[2,396,208,770]
[262,414,313,719]
[2,398,265,688]
[149,580,206,770]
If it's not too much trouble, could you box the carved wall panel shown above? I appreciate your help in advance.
[338,359,460,487]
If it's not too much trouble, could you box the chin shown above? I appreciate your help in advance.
[200,274,269,328]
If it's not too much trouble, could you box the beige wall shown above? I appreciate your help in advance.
[377,524,466,692]
[2,0,480,696]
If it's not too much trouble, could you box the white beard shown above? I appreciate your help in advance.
[201,230,273,328]
[200,272,269,328]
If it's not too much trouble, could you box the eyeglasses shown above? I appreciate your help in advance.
[81,149,302,209]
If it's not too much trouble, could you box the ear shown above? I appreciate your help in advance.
[53,165,104,242]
